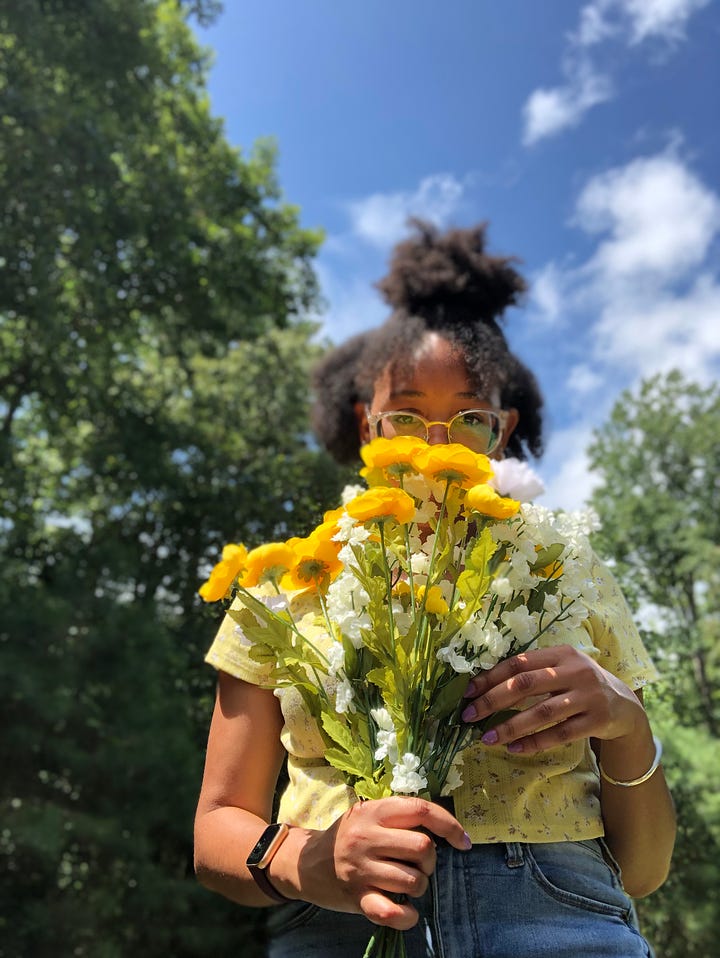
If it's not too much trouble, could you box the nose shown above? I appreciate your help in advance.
[427,422,450,445]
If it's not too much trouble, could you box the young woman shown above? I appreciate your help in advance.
[194,221,675,957]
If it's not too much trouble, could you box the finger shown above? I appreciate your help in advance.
[463,646,576,701]
[370,827,438,876]
[478,692,579,746]
[501,713,593,755]
[359,889,420,931]
[370,796,472,852]
[461,664,567,722]
[370,859,430,899]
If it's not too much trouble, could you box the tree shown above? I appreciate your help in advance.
[0,2,351,955]
[587,371,720,958]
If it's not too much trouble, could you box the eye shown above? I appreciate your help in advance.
[383,412,426,436]
[456,411,491,429]
[389,413,422,427]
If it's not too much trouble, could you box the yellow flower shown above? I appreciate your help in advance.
[361,436,428,474]
[465,483,521,519]
[345,487,416,525]
[411,444,494,487]
[417,584,450,616]
[241,542,296,588]
[310,506,344,542]
[282,533,343,591]
[198,543,248,602]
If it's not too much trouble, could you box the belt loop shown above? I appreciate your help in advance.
[505,842,525,868]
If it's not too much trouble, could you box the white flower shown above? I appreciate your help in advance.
[371,708,398,763]
[327,573,370,623]
[333,513,371,545]
[392,608,414,635]
[391,753,428,794]
[542,592,562,618]
[437,642,474,673]
[490,576,513,600]
[335,678,356,714]
[327,641,345,676]
[441,755,464,796]
[403,473,444,503]
[507,551,540,591]
[489,458,545,502]
[342,611,372,648]
[371,706,394,731]
[337,543,356,567]
[341,483,366,505]
[501,606,538,644]
[483,623,512,658]
[415,498,437,523]
[410,552,432,575]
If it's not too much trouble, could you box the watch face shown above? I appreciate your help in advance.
[247,824,287,869]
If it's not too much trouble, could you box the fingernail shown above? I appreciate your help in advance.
[462,683,476,698]
[507,741,523,753]
[481,729,498,745]
[462,831,472,850]
[461,706,476,722]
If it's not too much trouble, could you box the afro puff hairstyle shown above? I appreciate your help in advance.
[312,219,544,464]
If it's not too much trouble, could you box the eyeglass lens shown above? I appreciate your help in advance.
[378,411,499,453]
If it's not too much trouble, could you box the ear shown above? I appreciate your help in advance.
[354,402,370,445]
[496,407,519,458]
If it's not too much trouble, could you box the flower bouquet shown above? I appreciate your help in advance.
[199,437,598,957]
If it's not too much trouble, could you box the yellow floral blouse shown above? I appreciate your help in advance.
[205,555,658,844]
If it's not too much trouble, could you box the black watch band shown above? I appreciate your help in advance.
[246,823,292,903]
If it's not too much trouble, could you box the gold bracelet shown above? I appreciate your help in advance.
[599,736,663,787]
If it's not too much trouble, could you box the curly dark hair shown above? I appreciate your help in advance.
[312,219,544,464]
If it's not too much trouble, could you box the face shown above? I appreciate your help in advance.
[357,333,518,457]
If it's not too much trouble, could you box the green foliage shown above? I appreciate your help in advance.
[0,2,353,955]
[588,371,720,957]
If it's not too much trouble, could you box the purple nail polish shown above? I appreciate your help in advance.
[462,831,472,850]
[461,706,476,722]
[481,729,498,745]
[507,741,523,753]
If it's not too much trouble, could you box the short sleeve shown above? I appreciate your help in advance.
[204,589,276,686]
[582,555,660,690]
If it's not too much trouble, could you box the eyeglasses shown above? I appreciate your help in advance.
[366,407,508,455]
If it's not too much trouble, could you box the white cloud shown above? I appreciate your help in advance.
[567,363,604,395]
[576,153,720,280]
[571,152,720,382]
[593,274,720,380]
[535,149,720,509]
[522,62,612,146]
[538,423,601,511]
[530,262,568,324]
[522,0,710,143]
[576,0,711,46]
[347,174,466,249]
[615,0,710,45]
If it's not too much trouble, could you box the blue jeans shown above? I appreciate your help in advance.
[267,839,654,958]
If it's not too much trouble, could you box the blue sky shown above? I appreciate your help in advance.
[195,0,720,508]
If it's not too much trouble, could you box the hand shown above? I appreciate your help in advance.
[460,645,646,755]
[273,796,471,930]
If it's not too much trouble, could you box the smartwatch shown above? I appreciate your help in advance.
[246,823,291,903]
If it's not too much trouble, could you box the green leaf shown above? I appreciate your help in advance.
[427,672,471,721]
